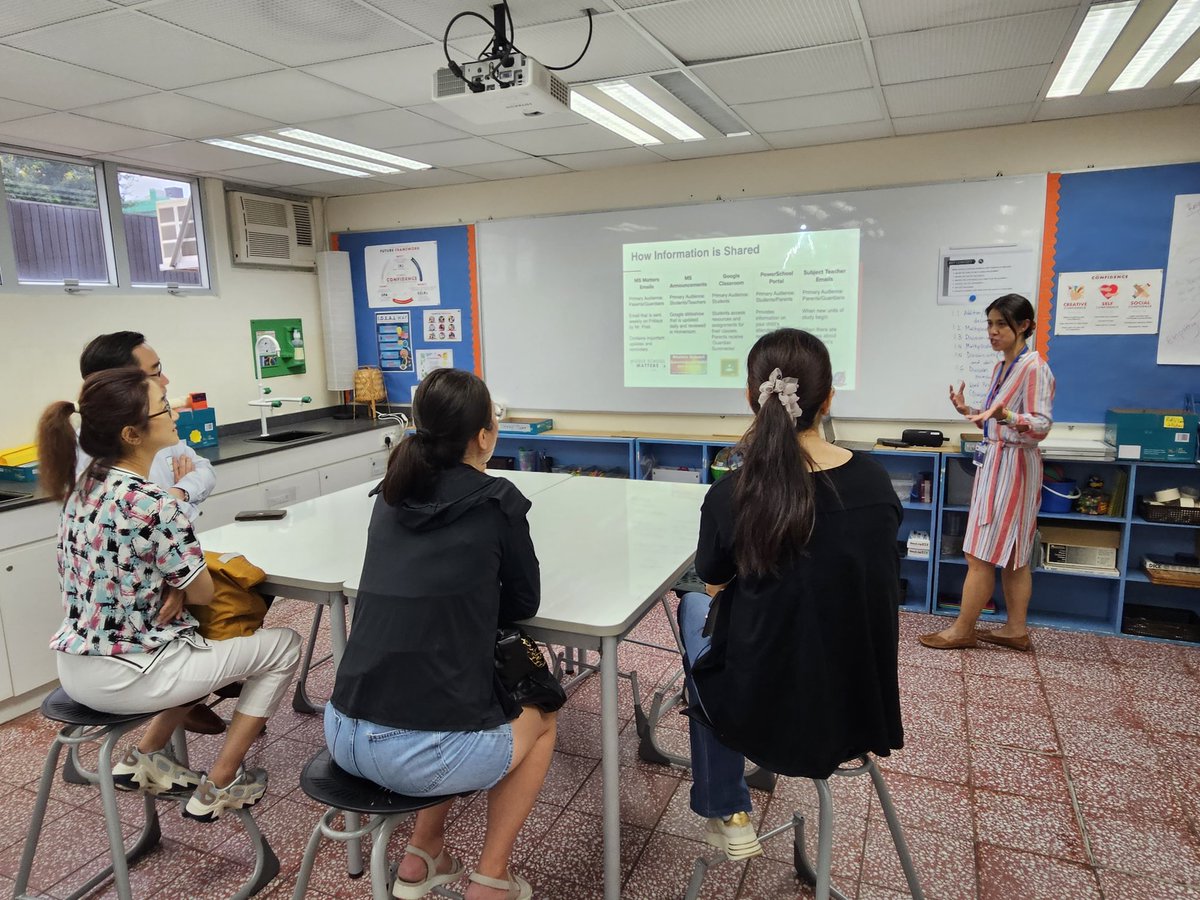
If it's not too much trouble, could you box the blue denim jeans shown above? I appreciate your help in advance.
[678,591,752,819]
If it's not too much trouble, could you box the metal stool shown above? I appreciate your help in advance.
[293,749,464,900]
[15,688,280,900]
[685,755,925,900]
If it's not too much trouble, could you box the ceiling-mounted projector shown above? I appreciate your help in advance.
[432,52,571,124]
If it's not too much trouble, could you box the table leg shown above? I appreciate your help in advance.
[600,635,621,900]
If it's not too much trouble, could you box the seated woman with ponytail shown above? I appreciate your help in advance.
[326,367,554,900]
[677,328,905,859]
[40,368,301,821]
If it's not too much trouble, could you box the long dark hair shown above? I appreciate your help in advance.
[732,329,833,578]
[986,293,1035,340]
[37,367,152,501]
[381,368,494,505]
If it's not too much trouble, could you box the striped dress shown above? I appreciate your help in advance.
[963,351,1055,567]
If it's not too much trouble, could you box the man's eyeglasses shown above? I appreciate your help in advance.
[148,399,173,419]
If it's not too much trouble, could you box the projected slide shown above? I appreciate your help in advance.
[623,229,860,389]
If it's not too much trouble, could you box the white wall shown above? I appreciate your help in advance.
[326,106,1200,441]
[0,179,336,450]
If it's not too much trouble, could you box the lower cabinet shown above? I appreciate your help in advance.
[0,540,60,696]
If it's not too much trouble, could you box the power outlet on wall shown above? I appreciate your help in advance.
[382,428,399,449]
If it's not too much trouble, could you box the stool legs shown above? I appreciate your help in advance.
[865,757,924,898]
[292,808,394,900]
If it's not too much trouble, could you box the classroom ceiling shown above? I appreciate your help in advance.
[0,0,1198,197]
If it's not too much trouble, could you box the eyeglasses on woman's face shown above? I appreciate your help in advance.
[148,397,173,419]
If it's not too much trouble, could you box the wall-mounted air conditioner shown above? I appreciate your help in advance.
[227,191,316,269]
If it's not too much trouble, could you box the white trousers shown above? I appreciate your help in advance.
[57,628,302,719]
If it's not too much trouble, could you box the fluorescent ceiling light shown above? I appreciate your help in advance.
[242,135,401,174]
[1178,55,1200,80]
[202,139,372,177]
[276,128,432,171]
[1112,0,1200,90]
[569,92,661,145]
[1047,0,1138,97]
[726,131,752,137]
[595,81,704,141]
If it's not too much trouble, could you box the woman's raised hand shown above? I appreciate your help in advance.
[948,382,969,416]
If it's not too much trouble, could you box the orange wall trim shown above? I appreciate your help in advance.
[1035,173,1060,360]
[329,232,340,251]
[467,224,482,376]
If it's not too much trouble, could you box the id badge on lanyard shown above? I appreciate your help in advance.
[973,442,987,468]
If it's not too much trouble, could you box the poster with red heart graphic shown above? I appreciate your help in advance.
[1054,269,1162,335]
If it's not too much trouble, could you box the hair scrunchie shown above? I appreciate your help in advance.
[757,368,803,420]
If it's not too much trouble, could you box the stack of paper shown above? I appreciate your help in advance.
[1040,437,1113,459]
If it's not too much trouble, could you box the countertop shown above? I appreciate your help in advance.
[0,410,401,513]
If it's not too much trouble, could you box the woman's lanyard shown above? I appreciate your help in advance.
[984,347,1027,440]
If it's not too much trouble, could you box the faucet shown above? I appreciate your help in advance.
[250,333,311,437]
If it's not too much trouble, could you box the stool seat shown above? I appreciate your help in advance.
[300,750,446,817]
[40,688,152,728]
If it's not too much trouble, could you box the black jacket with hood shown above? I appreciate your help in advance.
[331,464,540,731]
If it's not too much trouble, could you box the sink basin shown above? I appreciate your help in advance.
[246,430,327,444]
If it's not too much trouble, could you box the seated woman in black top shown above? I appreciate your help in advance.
[678,328,904,860]
[325,369,554,900]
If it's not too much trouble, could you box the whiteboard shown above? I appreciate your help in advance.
[478,176,1046,419]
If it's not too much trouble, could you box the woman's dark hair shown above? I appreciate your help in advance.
[38,368,152,501]
[79,331,145,378]
[733,329,832,578]
[985,293,1035,339]
[381,368,494,505]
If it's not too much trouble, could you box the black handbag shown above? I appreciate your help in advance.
[494,627,567,713]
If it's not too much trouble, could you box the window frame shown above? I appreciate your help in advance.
[0,145,215,296]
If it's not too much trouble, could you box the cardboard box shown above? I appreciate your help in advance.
[1039,523,1120,570]
[175,408,218,449]
[1104,408,1197,462]
[496,417,553,435]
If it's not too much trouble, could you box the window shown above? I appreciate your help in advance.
[1,151,113,284]
[0,148,210,292]
[116,170,206,287]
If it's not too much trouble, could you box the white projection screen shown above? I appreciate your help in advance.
[478,176,1046,419]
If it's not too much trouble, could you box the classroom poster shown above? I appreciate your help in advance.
[365,241,441,308]
[424,309,462,342]
[1157,193,1200,365]
[1054,269,1163,335]
[937,244,1036,305]
[416,348,454,379]
[375,311,412,371]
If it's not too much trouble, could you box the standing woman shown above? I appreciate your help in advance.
[920,293,1055,651]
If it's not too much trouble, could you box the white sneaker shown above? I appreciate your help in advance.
[705,811,764,860]
[111,748,201,797]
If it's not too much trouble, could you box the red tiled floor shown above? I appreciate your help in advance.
[975,843,1101,900]
[971,789,1089,863]
[876,728,971,785]
[1067,757,1189,824]
[966,705,1060,753]
[1079,806,1200,881]
[1095,870,1200,899]
[969,745,1070,803]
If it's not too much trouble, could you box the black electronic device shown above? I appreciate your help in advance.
[901,429,948,447]
[234,509,288,521]
[878,438,911,448]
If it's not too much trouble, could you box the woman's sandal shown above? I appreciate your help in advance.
[391,844,464,899]
[468,869,533,900]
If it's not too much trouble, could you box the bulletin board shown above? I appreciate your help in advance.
[1043,162,1200,422]
[332,224,480,404]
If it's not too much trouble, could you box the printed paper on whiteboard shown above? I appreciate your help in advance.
[366,241,441,308]
[937,244,1036,306]
[1158,193,1200,365]
[1054,270,1162,335]
[416,348,454,379]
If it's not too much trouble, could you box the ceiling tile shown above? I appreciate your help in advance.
[512,13,674,83]
[0,97,50,124]
[383,168,486,188]
[733,88,882,131]
[386,137,528,167]
[646,132,771,160]
[1034,85,1198,120]
[871,8,1075,84]
[545,146,666,170]
[365,0,615,38]
[455,157,571,179]
[0,113,175,153]
[893,103,1032,135]
[72,93,279,140]
[290,178,405,197]
[179,71,390,124]
[145,0,427,67]
[631,0,860,63]
[215,161,353,186]
[0,47,155,108]
[693,43,872,106]
[116,140,271,172]
[488,123,635,154]
[6,11,279,89]
[883,65,1049,118]
[860,0,1079,38]
[760,119,893,149]
[303,45,453,109]
[294,109,470,147]
[0,0,111,38]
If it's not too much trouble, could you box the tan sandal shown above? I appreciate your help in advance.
[468,868,532,900]
[392,844,464,899]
